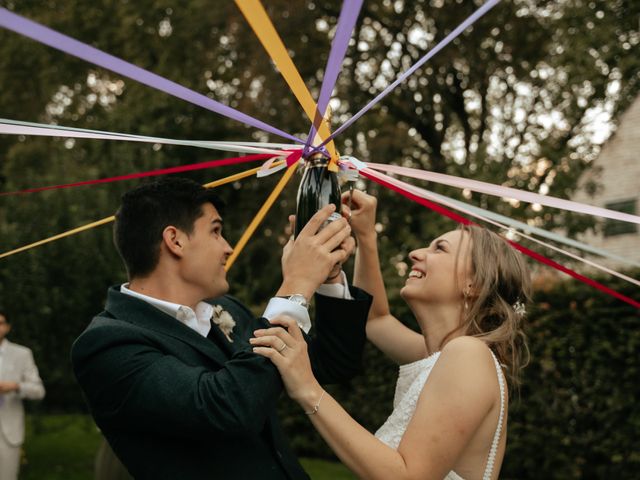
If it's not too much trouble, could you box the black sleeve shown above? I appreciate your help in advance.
[307,286,372,384]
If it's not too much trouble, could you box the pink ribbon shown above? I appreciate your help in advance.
[360,168,640,309]
[381,173,640,287]
[366,162,640,225]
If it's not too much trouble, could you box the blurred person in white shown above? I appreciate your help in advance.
[0,312,45,480]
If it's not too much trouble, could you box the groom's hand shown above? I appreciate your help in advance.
[279,204,351,298]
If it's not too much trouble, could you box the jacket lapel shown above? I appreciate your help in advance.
[104,286,231,366]
[206,323,236,356]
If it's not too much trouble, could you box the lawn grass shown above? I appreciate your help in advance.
[300,457,357,479]
[22,414,101,480]
[19,414,356,479]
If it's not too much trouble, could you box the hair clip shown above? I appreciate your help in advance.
[512,300,526,317]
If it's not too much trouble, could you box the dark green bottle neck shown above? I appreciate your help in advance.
[303,152,330,168]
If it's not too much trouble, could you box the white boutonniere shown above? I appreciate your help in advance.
[212,305,236,342]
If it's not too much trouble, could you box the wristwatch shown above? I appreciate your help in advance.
[279,293,309,309]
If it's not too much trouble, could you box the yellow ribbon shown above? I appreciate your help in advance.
[0,161,285,260]
[203,161,281,189]
[225,162,299,271]
[235,0,339,171]
[0,216,116,260]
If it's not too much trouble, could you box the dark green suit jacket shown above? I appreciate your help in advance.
[71,286,371,479]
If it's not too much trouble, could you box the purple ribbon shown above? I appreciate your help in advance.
[314,0,501,151]
[305,0,364,154]
[0,8,302,144]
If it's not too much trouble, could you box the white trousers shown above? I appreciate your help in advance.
[0,433,20,480]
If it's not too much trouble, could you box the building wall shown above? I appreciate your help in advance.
[572,95,640,270]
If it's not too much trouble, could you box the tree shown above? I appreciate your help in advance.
[0,0,637,409]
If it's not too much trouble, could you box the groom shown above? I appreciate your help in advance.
[71,177,372,479]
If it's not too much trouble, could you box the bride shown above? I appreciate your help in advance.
[251,190,530,480]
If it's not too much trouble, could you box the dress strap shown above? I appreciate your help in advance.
[483,351,506,480]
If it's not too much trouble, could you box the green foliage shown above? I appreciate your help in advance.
[299,457,357,480]
[503,269,640,479]
[22,414,101,480]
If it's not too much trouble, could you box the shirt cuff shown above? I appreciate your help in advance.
[316,270,354,300]
[263,298,312,334]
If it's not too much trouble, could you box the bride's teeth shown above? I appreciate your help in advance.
[409,270,424,279]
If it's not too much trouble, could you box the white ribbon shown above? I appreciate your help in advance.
[426,191,640,269]
[366,168,640,287]
[0,118,296,155]
[366,162,640,225]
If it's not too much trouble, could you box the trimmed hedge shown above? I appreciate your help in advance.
[279,270,640,479]
[504,270,640,479]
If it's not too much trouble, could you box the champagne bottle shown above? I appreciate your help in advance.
[295,152,342,237]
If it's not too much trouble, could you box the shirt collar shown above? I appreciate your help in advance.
[120,284,212,337]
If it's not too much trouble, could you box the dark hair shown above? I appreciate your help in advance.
[114,177,225,278]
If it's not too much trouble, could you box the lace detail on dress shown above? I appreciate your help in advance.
[374,351,441,449]
[374,350,506,480]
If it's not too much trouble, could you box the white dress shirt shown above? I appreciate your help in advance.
[316,270,354,300]
[262,271,353,333]
[121,272,353,337]
[121,284,214,337]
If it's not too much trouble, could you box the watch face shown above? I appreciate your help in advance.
[289,294,308,308]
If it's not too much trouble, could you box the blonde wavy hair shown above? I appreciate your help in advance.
[443,225,531,390]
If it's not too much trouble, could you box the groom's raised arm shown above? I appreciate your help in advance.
[307,285,372,384]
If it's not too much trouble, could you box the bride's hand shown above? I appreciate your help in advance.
[251,316,321,404]
[342,189,377,241]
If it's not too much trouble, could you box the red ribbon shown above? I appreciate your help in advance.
[0,153,282,196]
[285,148,303,167]
[361,168,640,309]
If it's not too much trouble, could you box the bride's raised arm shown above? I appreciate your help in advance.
[347,190,426,364]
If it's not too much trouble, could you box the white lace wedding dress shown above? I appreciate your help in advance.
[375,351,506,480]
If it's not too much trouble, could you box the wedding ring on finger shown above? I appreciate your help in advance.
[277,342,288,353]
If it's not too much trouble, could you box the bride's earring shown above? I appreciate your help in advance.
[463,288,470,311]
